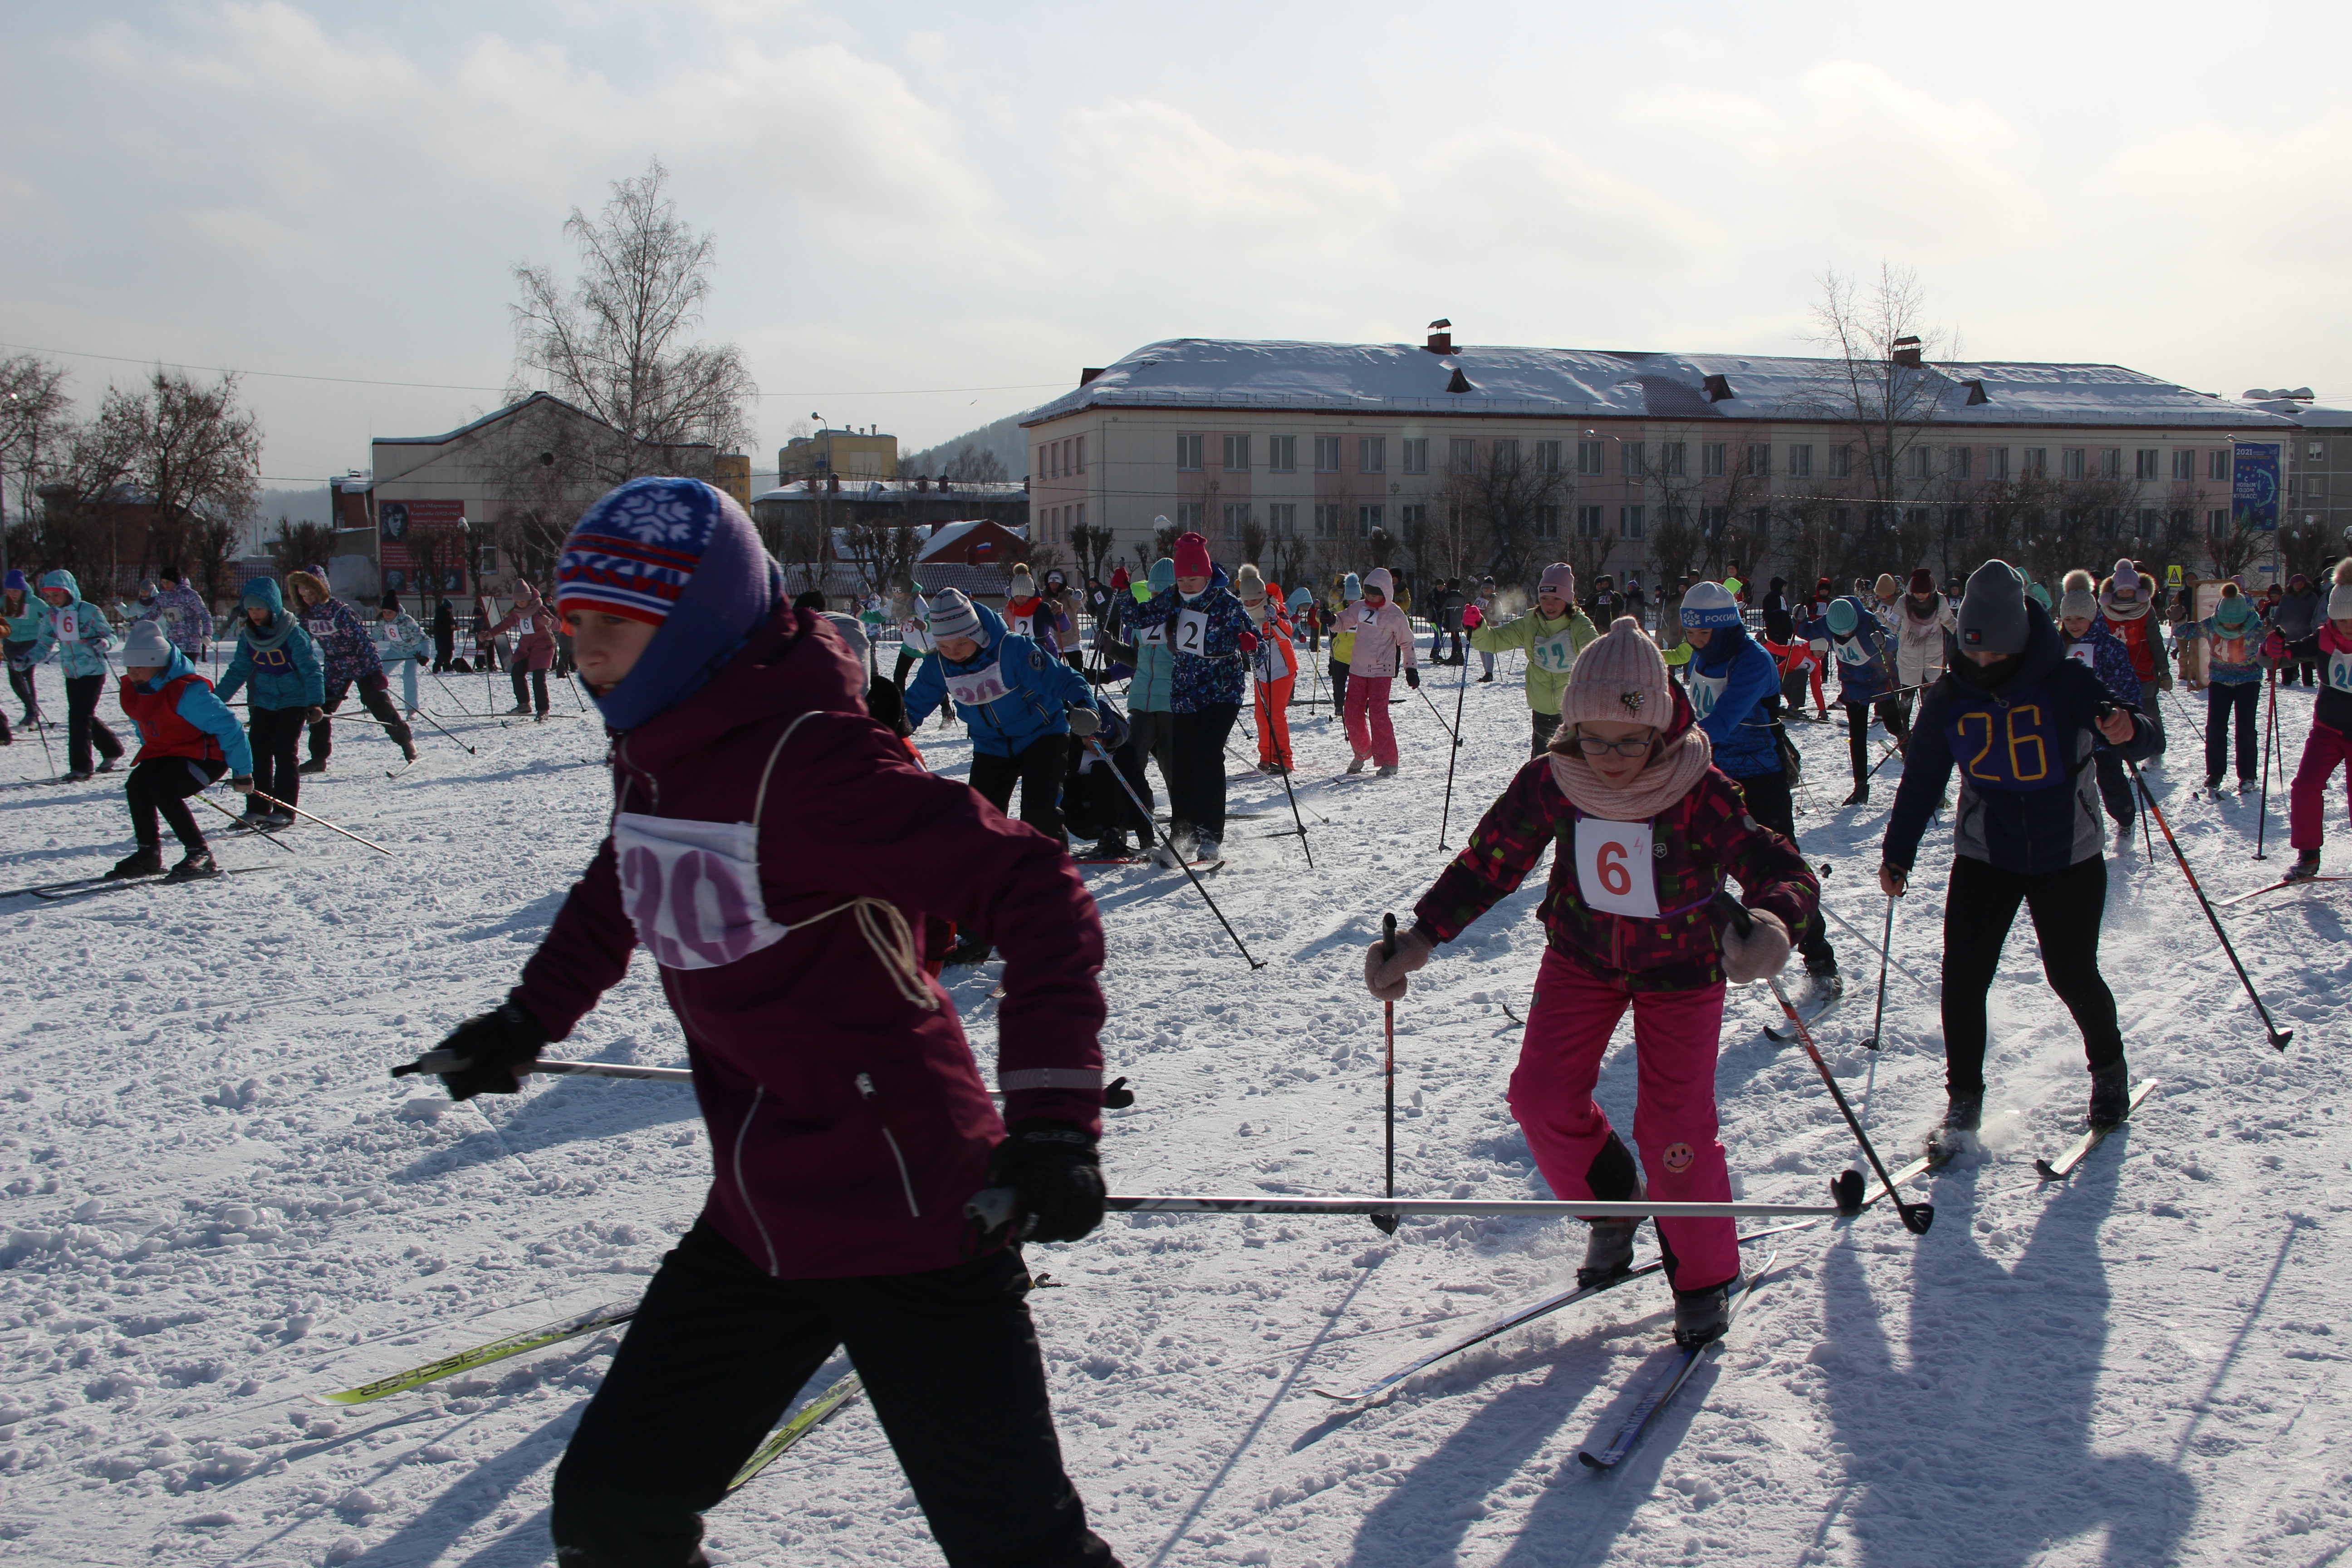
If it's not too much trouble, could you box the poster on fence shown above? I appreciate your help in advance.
[378,499,468,595]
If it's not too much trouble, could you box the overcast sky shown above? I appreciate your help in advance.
[6,0,2347,487]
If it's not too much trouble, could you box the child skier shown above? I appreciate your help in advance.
[2175,582,2269,792]
[30,569,125,777]
[2285,558,2352,880]
[2098,559,2169,755]
[1333,566,1417,776]
[486,580,560,720]
[375,594,432,718]
[4,570,41,729]
[410,476,1119,1568]
[213,578,324,827]
[108,620,252,882]
[1325,573,1360,718]
[1365,617,1818,1347]
[1878,562,2155,1147]
[1470,562,1598,756]
[2056,568,2145,852]
[1124,533,1255,859]
[1799,594,1904,805]
[1235,564,1297,772]
[288,570,415,768]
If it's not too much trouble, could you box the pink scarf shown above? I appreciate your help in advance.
[1547,728,1714,821]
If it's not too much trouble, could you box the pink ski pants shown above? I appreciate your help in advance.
[1508,947,1738,1291]
[2289,720,2352,852]
[1343,675,1396,767]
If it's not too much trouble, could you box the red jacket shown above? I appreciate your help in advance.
[2103,611,2157,681]
[513,605,1107,1278]
[489,585,559,671]
[119,669,229,765]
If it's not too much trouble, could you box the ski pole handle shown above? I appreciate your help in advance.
[965,1186,1020,1232]
[1711,891,1753,938]
[392,1049,465,1078]
[1382,910,1398,960]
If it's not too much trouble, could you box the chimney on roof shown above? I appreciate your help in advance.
[1425,318,1454,356]
[1080,367,1105,387]
[1891,335,1923,369]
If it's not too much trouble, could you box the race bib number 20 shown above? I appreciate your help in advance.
[1573,816,1658,918]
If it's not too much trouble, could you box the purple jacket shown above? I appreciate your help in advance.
[302,596,382,688]
[513,605,1107,1278]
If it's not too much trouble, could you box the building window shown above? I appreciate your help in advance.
[2062,448,2085,481]
[1751,507,1772,536]
[1789,444,1813,479]
[1533,504,1561,539]
[1619,505,1644,540]
[2097,449,2119,480]
[1222,502,1248,540]
[1703,443,1727,478]
[1948,446,1971,480]
[1536,440,1563,475]
[2209,450,2229,481]
[1267,502,1296,537]
[1222,434,1250,472]
[1493,439,1521,473]
[1655,441,1682,478]
[1989,447,2009,481]
[1075,504,1086,530]
[1357,505,1383,538]
[1267,435,1296,473]
[1576,505,1604,539]
[1074,436,1085,473]
[1623,442,1646,479]
[1314,436,1343,473]
[2206,507,2229,539]
[2023,448,2047,478]
[1176,434,1203,471]
[1745,444,1769,477]
[2171,449,2194,482]
[1578,440,1606,476]
[1358,436,1385,474]
[1034,445,1045,479]
[1401,437,1427,475]
[1905,446,1929,480]
[1829,444,1852,479]
[1313,504,1342,539]
[2096,507,2121,539]
[1450,437,1477,474]
[1700,504,1726,539]
[1946,504,1971,535]
[2137,507,2161,539]
[2135,449,2159,481]
[1176,501,1201,528]
[1398,503,1427,540]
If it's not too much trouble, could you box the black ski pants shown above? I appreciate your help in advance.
[970,734,1069,846]
[2205,680,2260,783]
[1939,854,2124,1100]
[1168,701,1238,839]
[1842,696,1910,785]
[127,756,226,851]
[2094,749,2135,828]
[245,705,306,815]
[1530,710,1563,760]
[549,1220,1117,1568]
[1730,766,1836,973]
[1326,659,1350,716]
[510,663,550,715]
[6,654,37,722]
[64,673,125,775]
[309,673,413,764]
[1126,709,1176,794]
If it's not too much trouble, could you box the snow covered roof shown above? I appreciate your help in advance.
[374,391,716,451]
[2243,397,2352,428]
[1022,338,2299,431]
[753,479,1028,501]
[917,519,1029,559]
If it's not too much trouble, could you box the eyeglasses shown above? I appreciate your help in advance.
[1570,733,1655,758]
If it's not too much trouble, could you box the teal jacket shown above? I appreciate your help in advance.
[214,578,325,711]
[1122,559,1178,713]
[28,570,117,679]
[2,592,39,648]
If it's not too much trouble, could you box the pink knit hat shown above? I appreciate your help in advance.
[1173,532,1212,578]
[1538,562,1575,598]
[1561,616,1671,728]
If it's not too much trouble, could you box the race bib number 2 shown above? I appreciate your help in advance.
[1175,608,1210,655]
[1573,816,1658,918]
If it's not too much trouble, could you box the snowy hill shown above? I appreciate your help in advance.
[0,651,2345,1567]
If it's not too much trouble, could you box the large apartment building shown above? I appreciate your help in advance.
[1021,331,2304,589]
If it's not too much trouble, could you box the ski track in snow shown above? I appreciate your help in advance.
[0,658,2347,1567]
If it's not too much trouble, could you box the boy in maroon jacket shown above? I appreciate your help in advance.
[414,478,1120,1568]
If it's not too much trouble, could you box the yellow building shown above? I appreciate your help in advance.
[781,428,898,482]
[714,452,752,508]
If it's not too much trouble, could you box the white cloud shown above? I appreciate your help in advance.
[1406,127,1724,272]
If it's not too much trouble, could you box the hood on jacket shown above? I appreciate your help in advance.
[241,577,287,616]
[1363,567,1395,598]
[38,568,80,602]
[617,601,867,779]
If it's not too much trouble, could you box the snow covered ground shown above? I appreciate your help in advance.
[0,650,2346,1568]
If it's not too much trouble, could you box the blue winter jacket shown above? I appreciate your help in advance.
[28,569,117,679]
[2058,617,2141,710]
[1883,603,2157,877]
[125,648,254,775]
[1126,565,1253,712]
[214,578,326,711]
[904,602,1098,758]
[1684,622,1781,779]
[1801,598,1896,702]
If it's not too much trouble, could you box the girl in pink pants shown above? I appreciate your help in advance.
[1366,616,1819,1349]
[2285,559,2352,882]
[1335,566,1418,774]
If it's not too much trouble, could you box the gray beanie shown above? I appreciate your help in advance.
[122,620,173,669]
[2057,569,2099,622]
[924,588,983,645]
[1958,560,2030,656]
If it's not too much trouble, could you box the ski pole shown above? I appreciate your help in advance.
[1437,651,1468,850]
[396,1051,690,1083]
[1413,677,1461,748]
[247,790,395,857]
[969,1192,1845,1225]
[191,789,294,853]
[2255,666,2277,860]
[1374,912,1399,1236]
[1859,893,1894,1052]
[407,701,478,756]
[1081,734,1263,968]
[1264,689,1315,868]
[431,671,477,717]
[1713,893,1933,1235]
[2124,754,2293,1050]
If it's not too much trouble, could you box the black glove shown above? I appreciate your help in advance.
[433,997,547,1101]
[1405,666,1420,690]
[986,1120,1105,1243]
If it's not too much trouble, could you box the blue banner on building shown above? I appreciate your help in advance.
[2233,442,2281,533]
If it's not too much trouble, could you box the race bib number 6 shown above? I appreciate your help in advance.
[1573,816,1659,918]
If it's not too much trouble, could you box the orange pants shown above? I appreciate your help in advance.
[1254,673,1295,767]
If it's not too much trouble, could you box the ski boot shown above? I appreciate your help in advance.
[400,739,419,764]
[2285,849,2323,883]
[297,759,327,774]
[1671,1273,1744,1350]
[96,757,118,773]
[1376,764,1397,778]
[1084,834,1132,861]
[1926,1091,1982,1167]
[105,846,165,880]
[1842,783,1869,807]
[940,935,995,967]
[1193,833,1221,863]
[2087,1061,2132,1131]
[1167,820,1199,864]
[165,849,221,884]
[2114,820,2135,857]
[1346,756,1368,774]
[1576,1219,1640,1290]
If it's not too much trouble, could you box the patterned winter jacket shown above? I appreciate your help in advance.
[1413,702,1819,992]
[29,570,116,679]
[139,583,215,657]
[302,595,383,688]
[2057,617,2141,709]
[1127,575,1256,711]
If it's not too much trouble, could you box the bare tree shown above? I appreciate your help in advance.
[1444,443,1566,584]
[510,158,757,494]
[1239,517,1267,568]
[1067,522,1117,584]
[943,444,1007,483]
[1643,436,1708,586]
[188,515,239,609]
[842,519,923,602]
[43,369,263,594]
[0,355,74,577]
[266,519,336,575]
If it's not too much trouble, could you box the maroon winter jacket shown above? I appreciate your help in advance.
[488,584,559,672]
[513,603,1107,1278]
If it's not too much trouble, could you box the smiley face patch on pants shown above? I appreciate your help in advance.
[1662,1142,1695,1174]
